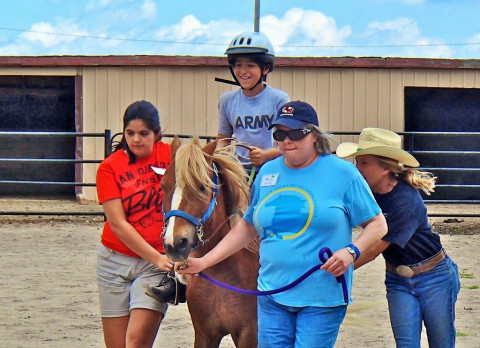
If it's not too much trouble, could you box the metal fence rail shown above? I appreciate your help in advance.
[330,131,480,205]
[0,211,104,216]
[0,130,478,217]
[0,130,111,187]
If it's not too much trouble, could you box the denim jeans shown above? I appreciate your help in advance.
[385,256,460,348]
[257,295,347,348]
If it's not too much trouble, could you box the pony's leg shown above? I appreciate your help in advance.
[193,333,223,348]
[231,327,258,348]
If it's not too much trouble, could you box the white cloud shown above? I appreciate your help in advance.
[366,18,420,40]
[156,15,207,41]
[153,8,352,57]
[362,17,452,58]
[378,0,426,4]
[1,5,464,58]
[86,0,113,10]
[141,0,156,20]
[20,22,90,48]
[364,17,421,52]
[154,15,248,55]
[0,43,32,55]
[261,8,351,56]
[459,33,480,58]
[404,38,452,58]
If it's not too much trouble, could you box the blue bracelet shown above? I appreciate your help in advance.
[347,243,360,260]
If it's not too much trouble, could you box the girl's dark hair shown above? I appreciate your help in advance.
[113,100,162,164]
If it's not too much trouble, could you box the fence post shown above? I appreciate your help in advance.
[104,129,111,158]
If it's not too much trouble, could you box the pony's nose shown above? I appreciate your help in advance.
[164,238,191,261]
[176,237,190,251]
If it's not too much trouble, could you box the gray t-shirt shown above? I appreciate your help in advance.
[218,85,289,166]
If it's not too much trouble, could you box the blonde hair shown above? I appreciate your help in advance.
[376,156,436,195]
[173,137,256,251]
[175,137,250,212]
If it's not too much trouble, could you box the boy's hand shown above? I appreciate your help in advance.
[249,146,267,166]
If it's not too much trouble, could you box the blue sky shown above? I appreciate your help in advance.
[1,0,479,58]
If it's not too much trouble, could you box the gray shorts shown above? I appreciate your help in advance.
[96,243,168,318]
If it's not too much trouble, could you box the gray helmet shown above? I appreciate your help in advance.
[225,31,275,71]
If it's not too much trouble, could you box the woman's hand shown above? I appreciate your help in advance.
[320,248,354,277]
[175,257,206,275]
[174,219,257,275]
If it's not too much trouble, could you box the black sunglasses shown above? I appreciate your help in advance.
[272,128,312,141]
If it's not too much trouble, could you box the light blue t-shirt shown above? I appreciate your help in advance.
[243,154,380,307]
[218,85,289,167]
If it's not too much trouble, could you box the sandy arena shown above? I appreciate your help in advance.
[0,198,478,347]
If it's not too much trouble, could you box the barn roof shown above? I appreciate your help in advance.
[1,55,480,70]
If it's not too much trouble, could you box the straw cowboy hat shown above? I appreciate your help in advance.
[336,128,420,167]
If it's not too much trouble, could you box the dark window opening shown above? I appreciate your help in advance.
[0,76,76,197]
[405,87,480,201]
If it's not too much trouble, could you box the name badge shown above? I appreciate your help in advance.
[151,166,166,175]
[260,173,279,187]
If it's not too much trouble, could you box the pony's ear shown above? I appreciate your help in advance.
[171,135,181,160]
[203,139,218,156]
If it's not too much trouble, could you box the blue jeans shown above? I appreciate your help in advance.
[257,295,347,348]
[385,256,460,348]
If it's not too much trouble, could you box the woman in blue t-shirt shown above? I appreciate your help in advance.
[337,127,460,348]
[178,101,388,348]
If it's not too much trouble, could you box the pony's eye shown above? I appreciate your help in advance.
[199,186,206,193]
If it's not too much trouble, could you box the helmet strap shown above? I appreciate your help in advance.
[215,65,268,90]
[247,66,269,90]
[213,65,240,86]
[214,77,240,86]
[248,76,266,91]
[228,65,261,90]
[229,66,241,86]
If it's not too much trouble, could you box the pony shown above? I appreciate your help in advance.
[161,136,259,348]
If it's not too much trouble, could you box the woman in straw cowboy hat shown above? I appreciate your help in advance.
[337,128,460,348]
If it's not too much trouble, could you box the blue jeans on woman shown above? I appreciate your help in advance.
[257,295,347,348]
[385,256,460,348]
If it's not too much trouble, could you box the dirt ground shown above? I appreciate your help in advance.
[0,197,479,348]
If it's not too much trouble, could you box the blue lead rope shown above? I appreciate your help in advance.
[199,246,349,304]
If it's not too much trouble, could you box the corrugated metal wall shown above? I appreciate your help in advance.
[80,65,239,199]
[2,57,480,200]
[80,66,480,200]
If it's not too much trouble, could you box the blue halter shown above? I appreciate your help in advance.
[163,162,219,246]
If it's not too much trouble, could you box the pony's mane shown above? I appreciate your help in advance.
[175,137,250,216]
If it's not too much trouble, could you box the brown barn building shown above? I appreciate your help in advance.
[0,56,479,202]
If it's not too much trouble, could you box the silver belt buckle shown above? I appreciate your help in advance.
[395,265,414,278]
